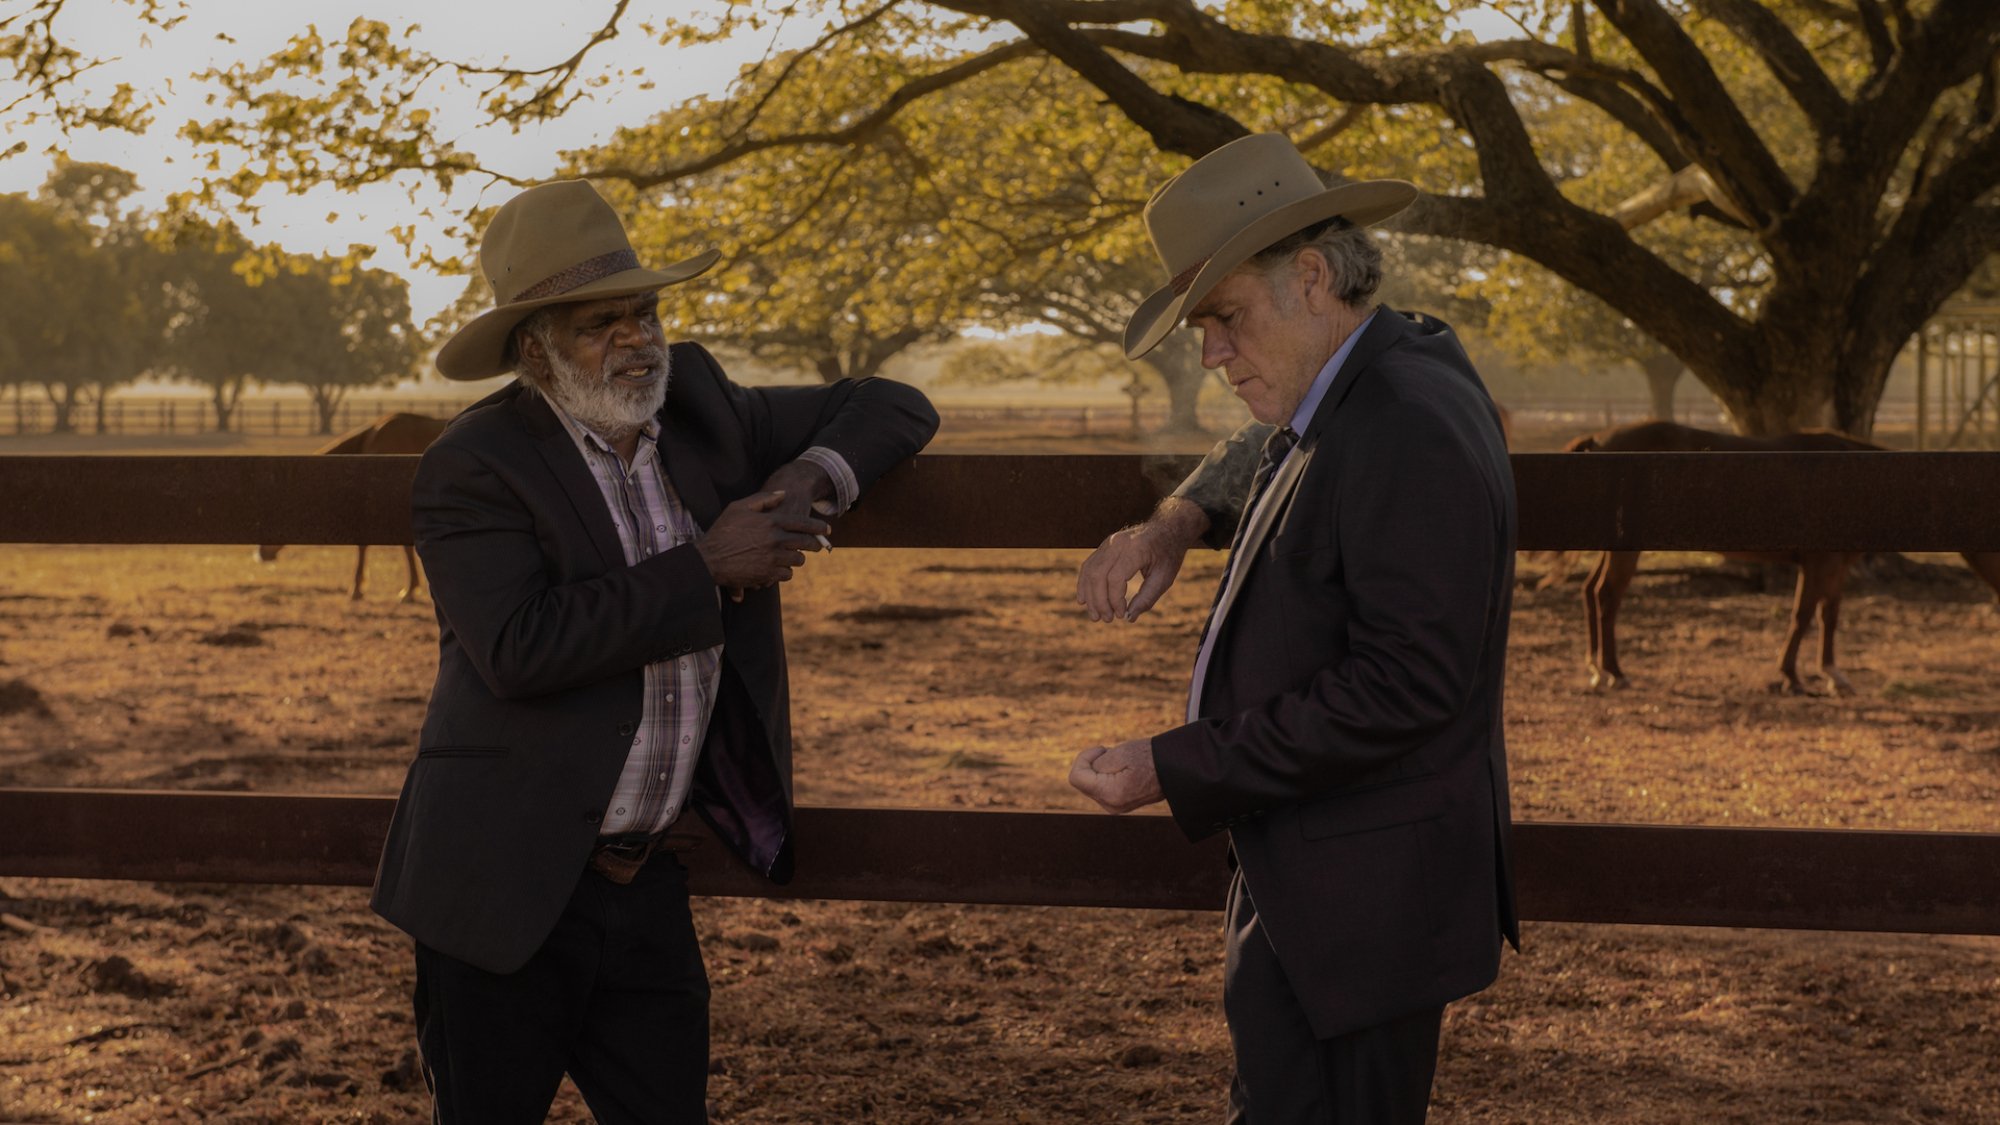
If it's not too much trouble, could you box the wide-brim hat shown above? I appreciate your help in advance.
[1124,133,1417,360]
[436,179,720,380]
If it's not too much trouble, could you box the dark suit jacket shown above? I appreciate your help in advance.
[1154,309,1519,1039]
[371,342,938,973]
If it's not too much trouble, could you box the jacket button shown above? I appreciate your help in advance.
[616,722,635,737]
[583,809,602,825]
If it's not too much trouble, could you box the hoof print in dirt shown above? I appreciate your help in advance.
[380,1047,423,1091]
[296,944,338,976]
[0,678,53,718]
[198,627,265,647]
[256,1036,303,1070]
[1117,1043,1167,1068]
[81,955,174,999]
[254,921,309,954]
[729,932,780,953]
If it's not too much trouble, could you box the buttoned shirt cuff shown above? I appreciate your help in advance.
[797,446,859,516]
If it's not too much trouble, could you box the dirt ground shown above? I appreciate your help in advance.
[1,420,1997,1122]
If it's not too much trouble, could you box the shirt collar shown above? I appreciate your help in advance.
[1287,307,1379,434]
[540,386,661,457]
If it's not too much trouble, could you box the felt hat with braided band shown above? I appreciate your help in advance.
[435,179,720,380]
[1123,133,1417,360]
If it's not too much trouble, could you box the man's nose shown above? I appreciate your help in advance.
[611,315,656,348]
[1200,329,1231,369]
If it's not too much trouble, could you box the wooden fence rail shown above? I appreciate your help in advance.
[3,451,1998,934]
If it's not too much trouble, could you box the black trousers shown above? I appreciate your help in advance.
[1223,871,1444,1124]
[414,854,710,1124]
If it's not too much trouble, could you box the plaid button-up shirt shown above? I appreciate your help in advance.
[547,398,855,836]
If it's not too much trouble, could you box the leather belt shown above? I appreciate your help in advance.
[587,831,700,885]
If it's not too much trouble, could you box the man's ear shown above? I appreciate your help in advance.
[1296,248,1337,313]
[514,324,549,376]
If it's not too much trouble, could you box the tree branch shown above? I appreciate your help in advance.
[1591,0,1797,228]
[582,39,1042,188]
[721,0,903,145]
[1693,0,1847,133]
[1003,10,1248,158]
[1294,105,1366,155]
[1854,0,1896,73]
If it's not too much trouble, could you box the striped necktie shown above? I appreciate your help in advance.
[1186,425,1299,717]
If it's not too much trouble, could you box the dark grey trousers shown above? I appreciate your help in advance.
[1223,871,1444,1124]
[415,854,710,1124]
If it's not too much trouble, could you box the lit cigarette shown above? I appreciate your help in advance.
[815,534,832,552]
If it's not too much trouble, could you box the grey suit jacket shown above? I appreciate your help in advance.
[1155,309,1520,1039]
[371,342,938,973]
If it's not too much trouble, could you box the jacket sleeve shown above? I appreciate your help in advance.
[412,438,725,701]
[690,343,940,492]
[1152,401,1508,838]
[1171,419,1273,547]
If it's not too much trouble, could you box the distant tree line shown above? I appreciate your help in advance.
[0,160,419,434]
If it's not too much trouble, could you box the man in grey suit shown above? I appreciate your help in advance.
[371,180,937,1123]
[1071,134,1518,1123]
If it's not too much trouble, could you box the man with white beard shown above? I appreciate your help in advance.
[371,180,938,1123]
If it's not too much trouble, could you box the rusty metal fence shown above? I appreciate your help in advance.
[2,451,1999,935]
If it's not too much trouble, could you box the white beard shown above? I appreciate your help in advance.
[541,342,671,441]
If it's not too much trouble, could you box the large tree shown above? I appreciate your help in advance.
[258,254,421,433]
[188,1,2000,438]
[0,165,165,433]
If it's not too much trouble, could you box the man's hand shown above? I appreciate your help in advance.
[1076,498,1210,622]
[1068,737,1164,814]
[697,490,830,592]
[759,461,837,536]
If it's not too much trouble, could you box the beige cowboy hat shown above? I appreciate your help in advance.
[436,179,720,380]
[1124,133,1417,360]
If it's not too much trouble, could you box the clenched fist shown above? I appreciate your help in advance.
[697,490,830,592]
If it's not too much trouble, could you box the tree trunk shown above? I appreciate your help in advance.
[1142,335,1209,434]
[91,387,110,434]
[311,386,347,435]
[1637,352,1682,423]
[210,378,245,430]
[40,383,78,434]
[813,355,847,384]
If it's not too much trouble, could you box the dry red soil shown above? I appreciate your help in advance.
[1,424,1996,1122]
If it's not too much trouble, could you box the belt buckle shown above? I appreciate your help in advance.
[589,833,657,885]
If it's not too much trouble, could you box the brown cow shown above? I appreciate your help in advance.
[257,412,451,603]
[1565,420,2000,696]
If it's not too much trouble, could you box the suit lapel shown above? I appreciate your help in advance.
[515,389,625,571]
[1300,308,1409,445]
[1207,444,1311,634]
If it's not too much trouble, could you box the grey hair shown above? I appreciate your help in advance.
[504,306,561,383]
[1248,217,1383,308]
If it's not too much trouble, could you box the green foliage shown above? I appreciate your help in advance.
[152,213,417,430]
[32,0,2000,437]
[0,166,165,431]
[0,0,178,148]
[0,159,417,433]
